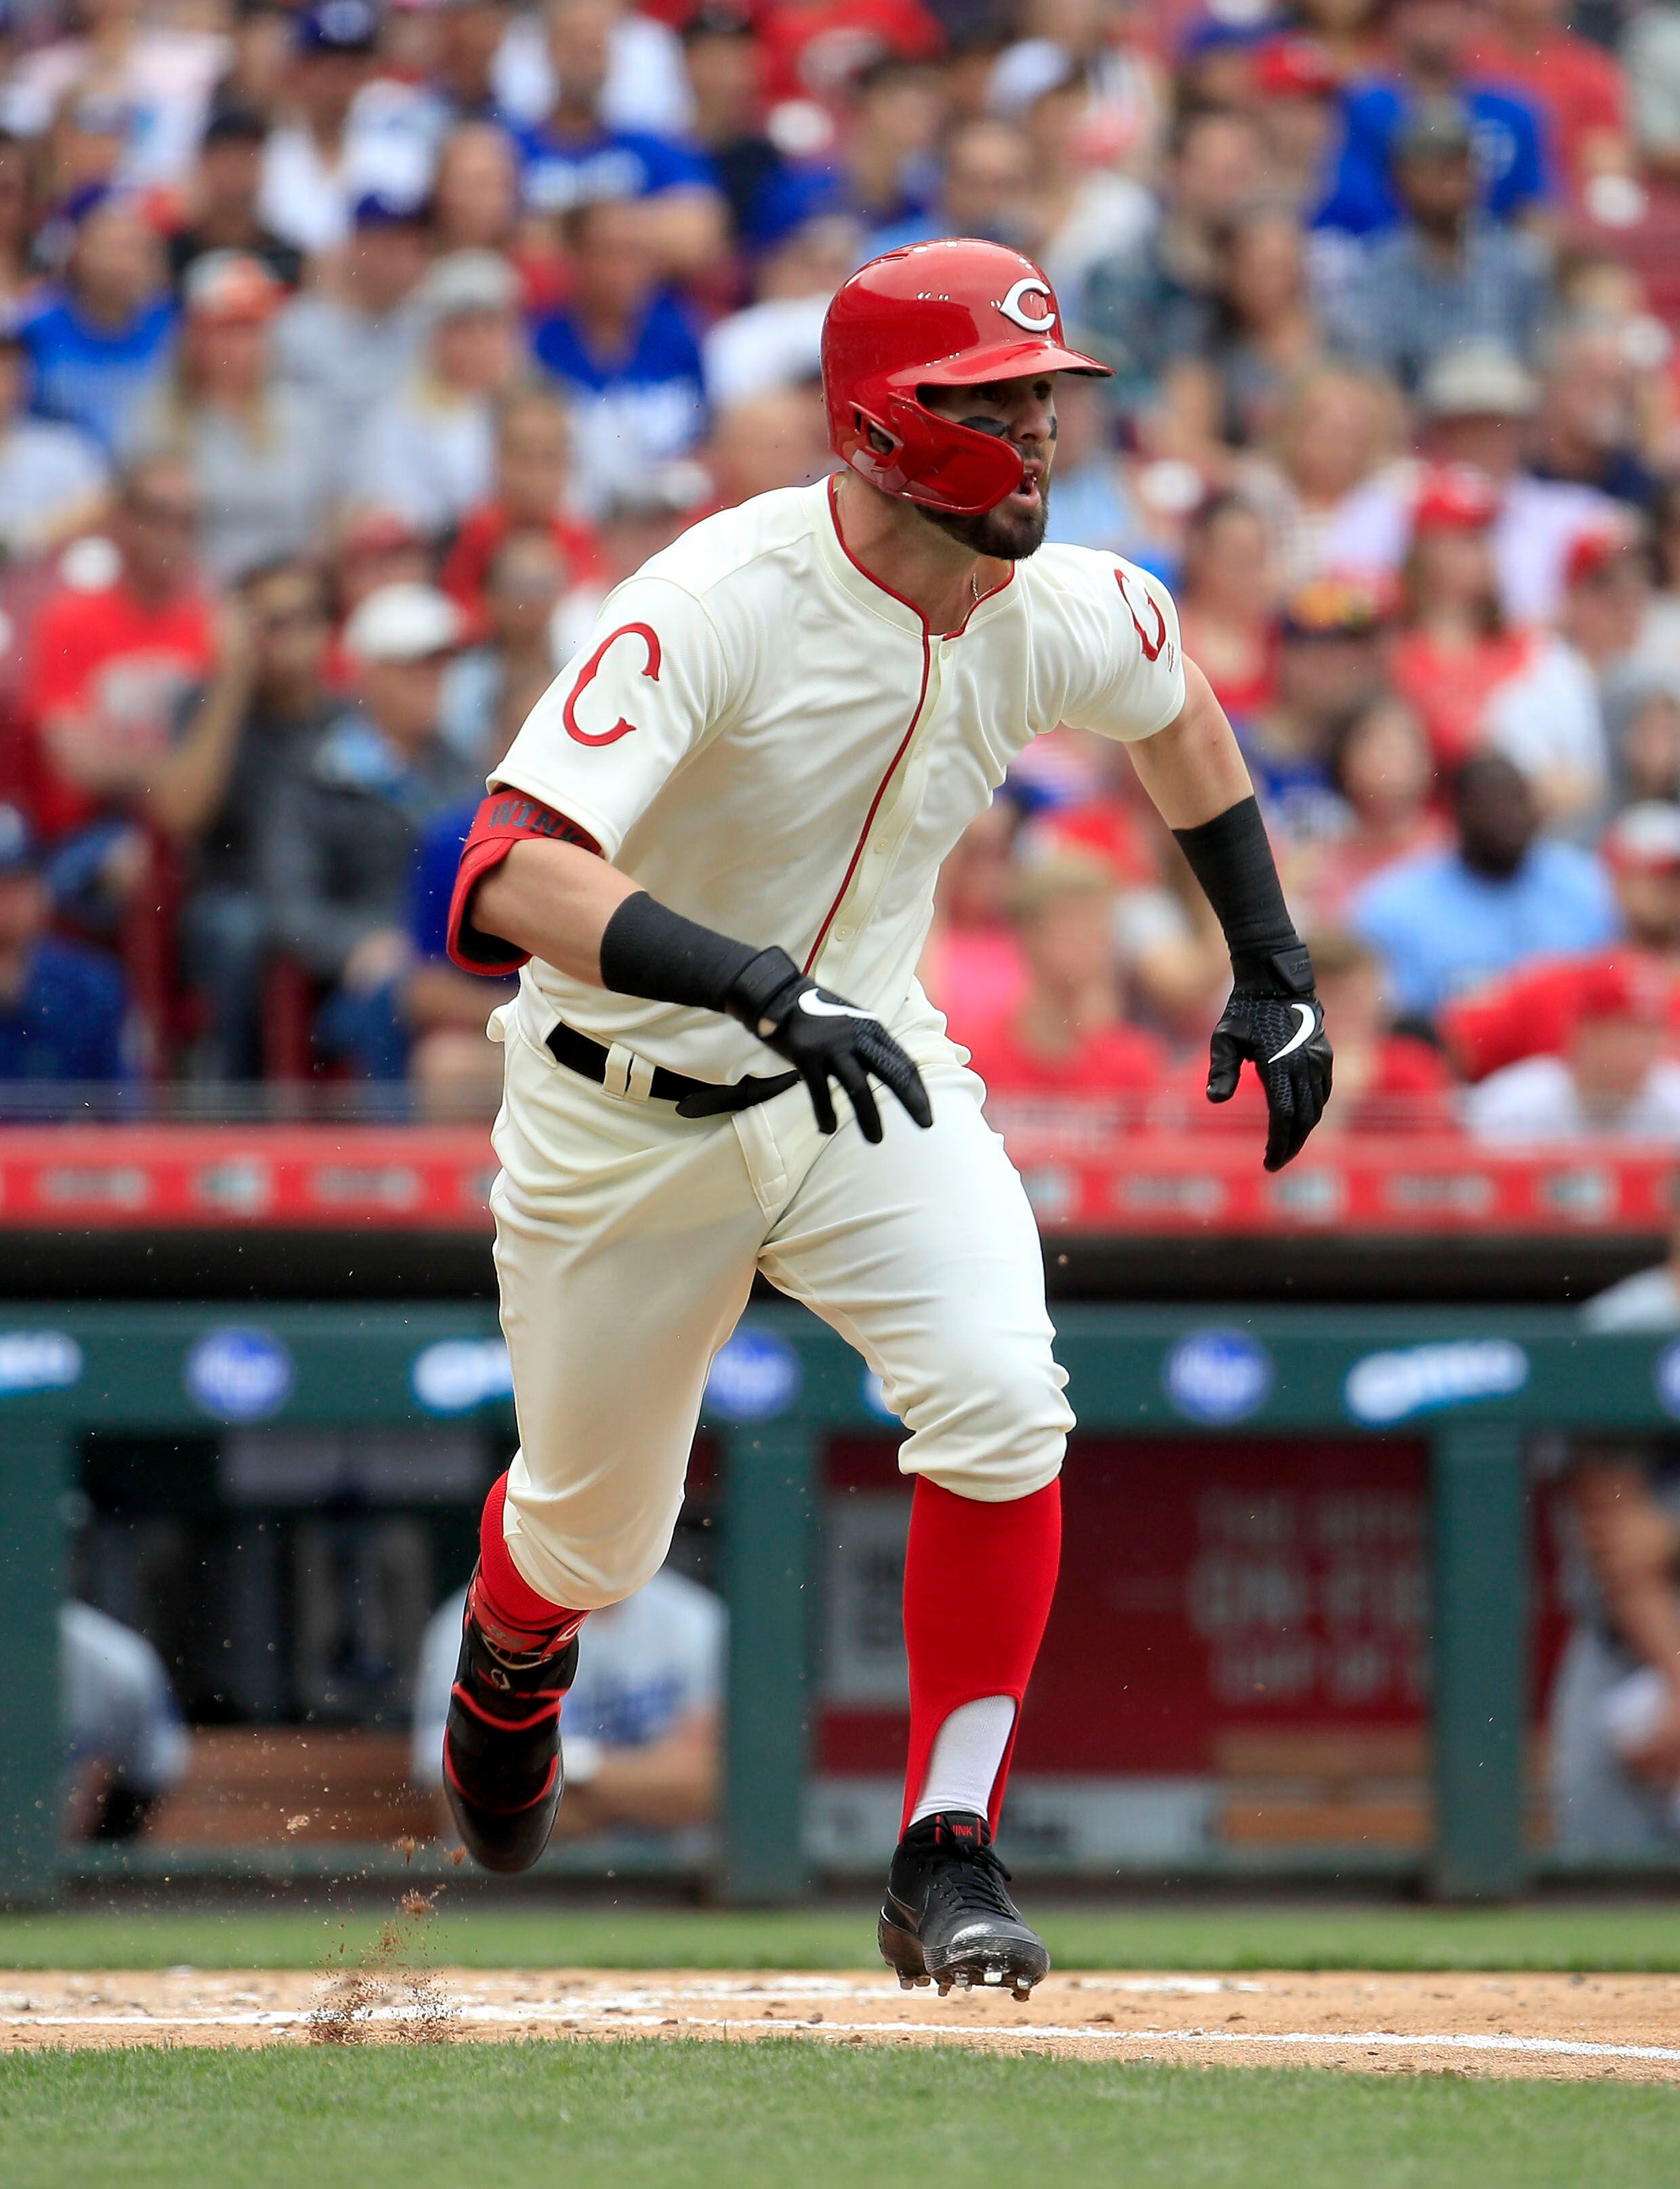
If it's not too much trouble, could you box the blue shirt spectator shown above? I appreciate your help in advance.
[21,192,176,453]
[1318,81,1548,235]
[0,804,130,1091]
[532,198,706,514]
[1354,756,1619,1021]
[513,119,717,216]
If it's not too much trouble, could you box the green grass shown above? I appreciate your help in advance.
[1,2040,1677,2189]
[5,1899,1680,1973]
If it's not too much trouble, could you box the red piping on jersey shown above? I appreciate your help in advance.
[806,479,1010,974]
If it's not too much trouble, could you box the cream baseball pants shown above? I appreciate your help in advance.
[487,984,1073,1611]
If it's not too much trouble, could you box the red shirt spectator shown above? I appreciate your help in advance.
[758,1,943,106]
[1473,0,1628,199]
[24,456,213,838]
[1442,802,1680,1079]
[438,384,601,630]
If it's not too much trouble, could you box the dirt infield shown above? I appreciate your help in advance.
[3,1966,1680,2081]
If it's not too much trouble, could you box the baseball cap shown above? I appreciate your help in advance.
[1252,34,1339,100]
[1564,515,1643,591]
[1412,462,1500,534]
[416,249,520,323]
[294,0,382,56]
[1603,801,1680,875]
[1395,95,1475,164]
[1419,343,1539,421]
[351,187,426,230]
[1279,575,1388,642]
[184,249,282,323]
[343,583,462,665]
[0,802,35,879]
[201,104,270,149]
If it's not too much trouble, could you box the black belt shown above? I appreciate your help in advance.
[544,1017,799,1118]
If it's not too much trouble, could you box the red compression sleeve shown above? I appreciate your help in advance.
[469,1471,588,1654]
[446,791,601,975]
[900,1478,1062,1834]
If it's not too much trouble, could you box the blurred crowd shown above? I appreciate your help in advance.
[8,0,1680,1139]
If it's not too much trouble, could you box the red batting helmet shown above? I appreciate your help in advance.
[821,238,1111,517]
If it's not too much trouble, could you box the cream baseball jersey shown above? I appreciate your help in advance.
[491,473,1186,1082]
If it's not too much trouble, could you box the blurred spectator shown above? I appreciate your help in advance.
[701,385,833,514]
[1315,0,1550,237]
[1464,960,1680,1141]
[1391,462,1529,768]
[0,312,108,562]
[134,252,338,583]
[0,801,129,1089]
[1237,578,1389,843]
[5,0,226,189]
[258,0,435,256]
[1609,672,1680,808]
[824,54,942,231]
[1250,33,1344,213]
[1336,344,1619,623]
[1527,322,1662,513]
[962,852,1165,1131]
[1174,492,1278,719]
[921,799,1028,1035]
[167,106,304,295]
[1079,107,1265,407]
[1354,751,1619,1023]
[412,1566,723,1834]
[1037,371,1152,560]
[513,0,726,276]
[866,113,1035,257]
[161,560,338,1080]
[328,508,431,638]
[1286,693,1447,929]
[1161,204,1324,460]
[440,382,600,627]
[1622,0,1680,193]
[440,526,565,766]
[24,452,212,870]
[258,582,481,1074]
[62,1600,188,1840]
[1473,0,1631,207]
[493,0,696,138]
[18,190,174,454]
[700,212,860,407]
[1009,52,1152,313]
[354,250,524,538]
[681,7,833,252]
[1443,803,1680,1080]
[422,0,517,133]
[532,197,706,517]
[0,129,35,307]
[1329,98,1548,395]
[757,0,945,110]
[1235,359,1406,591]
[271,192,428,466]
[427,118,522,257]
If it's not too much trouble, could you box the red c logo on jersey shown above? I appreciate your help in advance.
[562,623,662,747]
[1116,570,1167,663]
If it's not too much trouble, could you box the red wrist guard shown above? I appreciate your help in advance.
[446,791,601,974]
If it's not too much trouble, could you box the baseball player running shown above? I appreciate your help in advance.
[441,239,1332,1998]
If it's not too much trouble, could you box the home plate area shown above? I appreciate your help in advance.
[3,1969,1680,2081]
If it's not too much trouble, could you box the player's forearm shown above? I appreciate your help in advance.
[471,837,641,986]
[1576,1466,1680,1690]
[1127,660,1254,830]
[585,1716,719,1830]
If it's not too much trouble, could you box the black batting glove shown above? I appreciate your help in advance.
[1207,942,1333,1172]
[725,947,933,1145]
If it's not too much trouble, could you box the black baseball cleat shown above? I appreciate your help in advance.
[442,1588,579,1875]
[878,1811,1050,2003]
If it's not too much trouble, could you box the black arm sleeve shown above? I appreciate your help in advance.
[598,889,781,1018]
[1172,795,1310,988]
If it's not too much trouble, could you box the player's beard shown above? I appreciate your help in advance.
[915,480,1051,562]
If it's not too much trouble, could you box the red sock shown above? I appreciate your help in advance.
[471,1472,588,1654]
[900,1476,1062,1836]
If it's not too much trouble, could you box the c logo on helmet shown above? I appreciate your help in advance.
[563,623,661,747]
[998,277,1056,332]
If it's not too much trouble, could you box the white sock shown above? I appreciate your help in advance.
[908,1694,1017,1826]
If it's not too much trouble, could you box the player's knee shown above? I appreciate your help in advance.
[894,1333,1071,1500]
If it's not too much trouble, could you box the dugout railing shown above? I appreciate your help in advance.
[1,1301,1676,1906]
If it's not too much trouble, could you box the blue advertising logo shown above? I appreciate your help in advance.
[704,1329,801,1421]
[1163,1328,1273,1424]
[1344,1339,1528,1427]
[0,1331,82,1398]
[185,1327,294,1423]
[1655,1341,1680,1421]
[412,1339,513,1415]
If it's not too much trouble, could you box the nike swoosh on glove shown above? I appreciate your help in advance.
[1206,948,1334,1172]
[725,946,933,1144]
